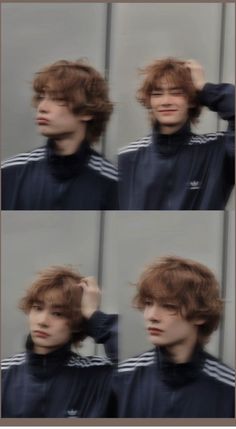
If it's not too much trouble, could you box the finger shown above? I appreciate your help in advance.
[83,276,98,288]
[77,280,87,290]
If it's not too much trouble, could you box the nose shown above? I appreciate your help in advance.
[161,93,172,105]
[144,304,161,323]
[37,310,50,327]
[37,97,51,113]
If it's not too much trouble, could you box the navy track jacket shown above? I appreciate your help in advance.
[1,139,118,210]
[1,311,117,418]
[112,347,235,417]
[118,83,235,210]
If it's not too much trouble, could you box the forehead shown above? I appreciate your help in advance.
[141,281,179,303]
[154,76,183,90]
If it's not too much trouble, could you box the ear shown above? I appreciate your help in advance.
[79,114,93,122]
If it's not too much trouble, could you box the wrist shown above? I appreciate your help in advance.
[196,80,206,91]
[82,309,97,320]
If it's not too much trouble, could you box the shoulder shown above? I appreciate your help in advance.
[1,147,46,169]
[87,151,118,182]
[66,353,113,369]
[118,349,156,373]
[1,352,27,371]
[188,132,225,146]
[118,135,152,156]
[202,353,235,388]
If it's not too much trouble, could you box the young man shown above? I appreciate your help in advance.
[113,256,235,417]
[118,58,235,210]
[1,266,117,417]
[2,60,118,210]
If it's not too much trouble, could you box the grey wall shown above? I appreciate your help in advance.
[2,211,235,368]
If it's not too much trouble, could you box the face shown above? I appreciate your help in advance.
[28,289,72,354]
[143,297,199,349]
[35,92,90,141]
[150,77,190,133]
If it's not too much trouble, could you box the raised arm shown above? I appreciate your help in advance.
[79,277,118,364]
[185,59,235,125]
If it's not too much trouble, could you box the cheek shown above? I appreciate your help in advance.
[179,99,189,112]
[60,322,71,338]
[150,97,158,109]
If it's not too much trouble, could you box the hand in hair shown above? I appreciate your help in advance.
[185,59,206,91]
[79,277,101,319]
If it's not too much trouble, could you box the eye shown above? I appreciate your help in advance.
[162,303,179,312]
[51,97,67,106]
[144,297,154,306]
[32,304,42,311]
[151,90,162,97]
[35,93,45,101]
[170,89,184,96]
[52,311,65,317]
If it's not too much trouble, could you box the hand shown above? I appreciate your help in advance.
[79,277,101,319]
[184,59,206,91]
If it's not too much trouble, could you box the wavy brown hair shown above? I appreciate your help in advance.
[137,57,202,125]
[19,265,87,343]
[32,59,113,143]
[133,256,223,345]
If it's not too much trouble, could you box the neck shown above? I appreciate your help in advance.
[159,123,183,135]
[33,345,59,355]
[164,335,198,364]
[53,129,87,155]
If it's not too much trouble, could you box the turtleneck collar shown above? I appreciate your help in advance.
[152,121,192,156]
[26,335,72,379]
[156,345,204,387]
[46,138,91,180]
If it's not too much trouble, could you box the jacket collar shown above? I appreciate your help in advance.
[152,121,192,156]
[46,138,91,180]
[156,346,205,387]
[26,335,72,379]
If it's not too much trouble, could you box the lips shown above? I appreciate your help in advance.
[36,118,50,125]
[159,110,177,114]
[33,330,50,338]
[147,327,163,335]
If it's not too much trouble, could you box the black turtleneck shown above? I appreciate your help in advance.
[26,335,72,379]
[156,346,204,387]
[47,138,91,180]
[152,121,192,156]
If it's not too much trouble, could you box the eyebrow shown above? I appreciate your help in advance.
[33,300,65,309]
[152,86,183,91]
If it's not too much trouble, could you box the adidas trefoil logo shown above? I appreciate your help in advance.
[67,409,78,417]
[189,180,201,190]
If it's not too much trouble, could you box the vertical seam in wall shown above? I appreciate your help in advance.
[101,3,112,156]
[218,211,229,361]
[217,2,226,131]
[95,4,112,354]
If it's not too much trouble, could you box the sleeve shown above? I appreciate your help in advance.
[198,83,235,126]
[84,310,118,364]
[118,152,130,210]
[1,166,16,210]
[103,178,119,210]
[198,83,235,164]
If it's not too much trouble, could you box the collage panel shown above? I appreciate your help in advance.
[1,212,118,418]
[1,211,235,419]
